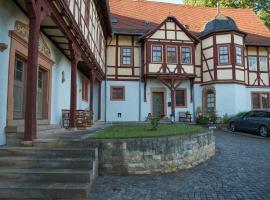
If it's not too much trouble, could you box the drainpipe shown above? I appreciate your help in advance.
[192,83,196,122]
[105,34,114,123]
[139,45,142,121]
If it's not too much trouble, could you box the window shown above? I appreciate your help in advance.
[218,45,229,64]
[82,79,88,101]
[248,57,257,71]
[152,45,162,62]
[259,57,268,71]
[206,91,215,110]
[111,86,125,101]
[175,89,186,107]
[167,46,177,64]
[252,92,270,109]
[181,47,191,64]
[121,48,132,65]
[235,46,243,65]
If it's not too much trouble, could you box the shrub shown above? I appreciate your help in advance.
[196,115,209,125]
[207,108,218,123]
[150,115,160,130]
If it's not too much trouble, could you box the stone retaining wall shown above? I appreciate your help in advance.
[88,131,215,175]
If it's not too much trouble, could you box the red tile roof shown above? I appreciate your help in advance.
[109,0,270,46]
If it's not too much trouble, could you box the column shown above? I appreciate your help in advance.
[69,43,80,128]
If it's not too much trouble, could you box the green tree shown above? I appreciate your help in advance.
[184,0,270,29]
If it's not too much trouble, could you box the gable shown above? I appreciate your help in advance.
[146,18,196,42]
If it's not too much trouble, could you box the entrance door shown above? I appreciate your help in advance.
[152,92,164,117]
[13,57,25,119]
[37,69,45,119]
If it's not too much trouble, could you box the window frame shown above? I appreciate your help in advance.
[218,45,230,65]
[180,46,192,65]
[151,45,163,63]
[166,45,178,64]
[175,88,187,108]
[120,47,133,66]
[235,45,243,65]
[259,56,268,72]
[251,92,270,109]
[81,78,89,102]
[206,90,215,110]
[248,56,258,71]
[110,86,125,101]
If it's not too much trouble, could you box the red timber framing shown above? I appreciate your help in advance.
[24,0,51,141]
[156,75,195,121]
[19,0,111,140]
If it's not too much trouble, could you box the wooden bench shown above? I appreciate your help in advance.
[62,109,93,129]
[179,112,192,122]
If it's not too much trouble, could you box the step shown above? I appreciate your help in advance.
[0,157,94,169]
[0,147,98,159]
[0,168,92,183]
[33,139,98,148]
[0,182,91,199]
[6,124,61,133]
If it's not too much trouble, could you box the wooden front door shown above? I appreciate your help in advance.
[152,92,164,117]
[13,57,25,119]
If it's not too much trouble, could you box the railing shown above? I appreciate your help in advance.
[62,109,93,129]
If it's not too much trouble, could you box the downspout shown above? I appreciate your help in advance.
[192,83,196,122]
[139,44,142,121]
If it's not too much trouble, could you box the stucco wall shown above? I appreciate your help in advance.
[105,79,195,122]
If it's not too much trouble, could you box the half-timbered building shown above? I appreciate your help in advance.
[1,0,270,145]
[105,0,270,122]
[0,0,111,145]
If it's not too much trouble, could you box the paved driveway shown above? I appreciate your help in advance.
[89,131,270,200]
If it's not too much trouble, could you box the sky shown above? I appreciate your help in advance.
[147,0,184,4]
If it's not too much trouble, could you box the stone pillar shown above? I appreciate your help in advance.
[69,43,80,128]
[24,0,49,141]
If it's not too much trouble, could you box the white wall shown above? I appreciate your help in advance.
[0,0,29,145]
[105,79,194,122]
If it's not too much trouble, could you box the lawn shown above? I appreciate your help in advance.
[89,124,203,139]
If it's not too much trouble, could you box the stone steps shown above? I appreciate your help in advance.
[0,182,91,199]
[33,139,96,148]
[0,157,94,169]
[0,146,98,199]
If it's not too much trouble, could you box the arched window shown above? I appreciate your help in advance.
[202,86,216,113]
[206,90,215,110]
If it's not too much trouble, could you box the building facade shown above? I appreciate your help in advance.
[104,0,270,122]
[0,0,270,144]
[0,0,111,145]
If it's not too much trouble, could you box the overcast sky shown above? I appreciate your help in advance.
[147,0,184,4]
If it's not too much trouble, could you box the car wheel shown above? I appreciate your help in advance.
[259,125,269,137]
[230,122,237,132]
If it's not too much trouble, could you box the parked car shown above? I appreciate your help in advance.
[229,110,270,137]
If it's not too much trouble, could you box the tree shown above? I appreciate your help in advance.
[184,0,270,29]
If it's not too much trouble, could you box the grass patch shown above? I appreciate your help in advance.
[89,124,203,139]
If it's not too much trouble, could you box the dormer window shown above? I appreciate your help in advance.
[181,47,191,64]
[166,46,177,64]
[218,45,230,65]
[152,45,162,63]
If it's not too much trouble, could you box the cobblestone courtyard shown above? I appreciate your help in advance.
[89,131,270,200]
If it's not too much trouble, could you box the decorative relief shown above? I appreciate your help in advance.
[13,21,51,58]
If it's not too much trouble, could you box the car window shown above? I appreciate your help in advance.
[245,111,256,117]
[254,111,266,118]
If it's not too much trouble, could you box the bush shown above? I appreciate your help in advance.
[196,115,209,125]
[207,108,218,123]
[150,115,160,130]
